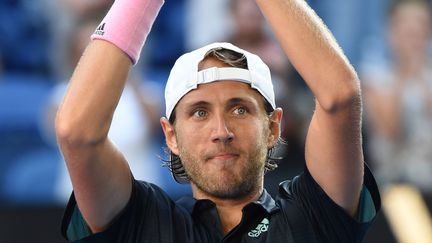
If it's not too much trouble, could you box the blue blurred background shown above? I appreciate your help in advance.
[1,0,431,242]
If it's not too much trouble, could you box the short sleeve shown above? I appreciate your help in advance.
[61,179,194,242]
[61,195,92,241]
[278,164,381,243]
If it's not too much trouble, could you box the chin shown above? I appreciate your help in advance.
[199,175,258,200]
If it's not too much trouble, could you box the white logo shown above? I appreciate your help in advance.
[248,218,269,238]
[95,23,105,36]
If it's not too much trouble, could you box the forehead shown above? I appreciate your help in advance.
[177,80,265,108]
[393,2,431,20]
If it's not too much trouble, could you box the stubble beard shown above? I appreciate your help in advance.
[178,142,268,200]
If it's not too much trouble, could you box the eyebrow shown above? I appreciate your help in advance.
[225,97,257,108]
[184,97,257,110]
[181,100,211,111]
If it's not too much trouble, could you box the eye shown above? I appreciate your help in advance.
[233,107,247,115]
[193,109,208,118]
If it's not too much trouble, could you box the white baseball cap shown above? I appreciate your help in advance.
[164,42,276,119]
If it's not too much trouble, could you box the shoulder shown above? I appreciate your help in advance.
[61,179,191,242]
[274,165,381,242]
[278,165,380,208]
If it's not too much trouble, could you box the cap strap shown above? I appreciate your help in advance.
[196,67,252,84]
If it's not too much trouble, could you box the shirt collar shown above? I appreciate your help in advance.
[176,189,279,215]
[253,189,279,214]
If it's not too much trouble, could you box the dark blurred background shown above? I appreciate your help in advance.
[1,0,432,242]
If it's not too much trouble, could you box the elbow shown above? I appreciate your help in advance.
[55,112,105,148]
[319,77,362,113]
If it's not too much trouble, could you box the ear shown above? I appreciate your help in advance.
[267,108,283,148]
[160,117,179,155]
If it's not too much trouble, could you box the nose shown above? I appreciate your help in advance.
[210,114,234,144]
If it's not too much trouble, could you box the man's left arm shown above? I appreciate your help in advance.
[256,0,363,216]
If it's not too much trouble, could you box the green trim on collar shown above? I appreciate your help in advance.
[357,186,376,223]
[67,206,92,241]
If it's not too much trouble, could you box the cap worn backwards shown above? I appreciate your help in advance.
[164,42,276,119]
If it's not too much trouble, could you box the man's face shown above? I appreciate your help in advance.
[390,2,431,61]
[161,59,281,200]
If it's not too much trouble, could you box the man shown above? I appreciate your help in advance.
[363,0,432,192]
[56,0,380,242]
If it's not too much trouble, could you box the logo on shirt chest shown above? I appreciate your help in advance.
[248,218,269,238]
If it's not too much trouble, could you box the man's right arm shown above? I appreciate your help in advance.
[55,40,133,233]
[55,0,164,233]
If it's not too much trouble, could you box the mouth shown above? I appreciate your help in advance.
[206,151,240,162]
[210,153,239,160]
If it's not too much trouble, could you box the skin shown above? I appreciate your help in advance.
[256,0,363,217]
[56,0,363,235]
[229,0,288,78]
[161,58,282,233]
[169,80,270,201]
[389,2,431,70]
[365,1,432,139]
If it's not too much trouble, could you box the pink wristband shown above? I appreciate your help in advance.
[91,0,164,64]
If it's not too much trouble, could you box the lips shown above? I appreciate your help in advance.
[211,153,239,160]
[205,150,240,161]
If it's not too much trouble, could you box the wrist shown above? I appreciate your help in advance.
[91,0,164,64]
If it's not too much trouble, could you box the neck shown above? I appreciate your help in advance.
[191,184,263,234]
[394,54,427,78]
[231,33,266,47]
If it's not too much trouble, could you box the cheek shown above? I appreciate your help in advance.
[237,120,270,146]
[175,124,206,152]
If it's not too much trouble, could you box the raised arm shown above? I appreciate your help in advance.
[55,0,164,232]
[256,0,363,216]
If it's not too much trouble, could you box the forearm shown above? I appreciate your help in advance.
[256,0,360,111]
[56,0,163,145]
[256,0,364,214]
[56,40,131,145]
[55,0,164,230]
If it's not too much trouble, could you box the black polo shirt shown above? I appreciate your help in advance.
[62,166,380,243]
